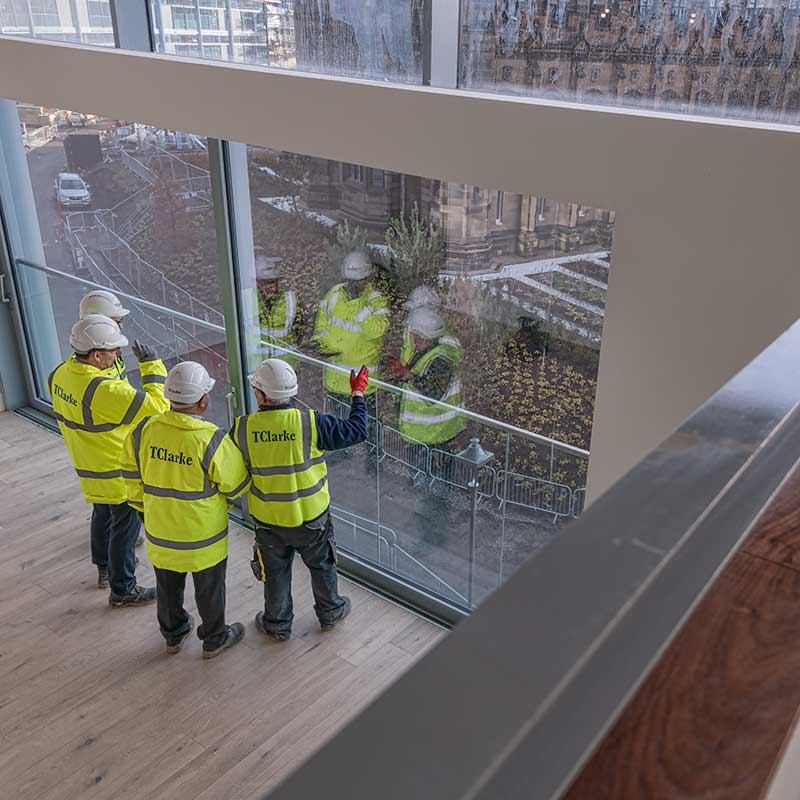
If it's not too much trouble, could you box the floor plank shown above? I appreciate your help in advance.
[0,411,445,799]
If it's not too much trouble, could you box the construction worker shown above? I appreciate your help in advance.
[48,314,168,605]
[121,362,251,658]
[388,306,466,446]
[79,289,130,382]
[312,250,389,398]
[256,252,301,367]
[232,359,369,641]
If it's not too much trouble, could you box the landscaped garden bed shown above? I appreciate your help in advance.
[529,271,607,310]
[511,281,605,338]
[560,258,609,285]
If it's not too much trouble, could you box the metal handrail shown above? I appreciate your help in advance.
[17,258,225,333]
[15,257,590,459]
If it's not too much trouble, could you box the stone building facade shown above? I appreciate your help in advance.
[304,159,614,272]
[461,0,800,122]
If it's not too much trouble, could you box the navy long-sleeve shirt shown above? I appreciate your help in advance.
[310,395,368,450]
[232,395,368,451]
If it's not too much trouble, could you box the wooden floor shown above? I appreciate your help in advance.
[0,412,443,800]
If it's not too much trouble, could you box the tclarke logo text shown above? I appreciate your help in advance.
[53,384,79,407]
[149,446,194,465]
[252,430,297,443]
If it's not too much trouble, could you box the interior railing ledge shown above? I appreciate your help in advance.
[264,318,800,800]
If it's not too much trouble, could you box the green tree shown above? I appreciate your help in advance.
[384,203,446,298]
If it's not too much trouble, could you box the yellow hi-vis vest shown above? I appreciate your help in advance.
[398,331,466,446]
[313,281,389,396]
[234,407,330,528]
[48,356,169,504]
[121,411,251,572]
[259,288,298,367]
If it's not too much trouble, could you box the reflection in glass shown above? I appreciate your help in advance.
[150,0,423,82]
[247,146,605,607]
[460,0,800,124]
[19,109,230,428]
[1,0,114,46]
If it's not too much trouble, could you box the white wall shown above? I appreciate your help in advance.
[0,38,798,499]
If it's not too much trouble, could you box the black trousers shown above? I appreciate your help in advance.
[91,502,140,596]
[255,514,345,634]
[153,558,228,650]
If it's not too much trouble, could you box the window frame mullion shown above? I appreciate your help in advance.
[109,0,154,52]
[425,0,461,89]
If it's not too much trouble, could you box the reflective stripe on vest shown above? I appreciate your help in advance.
[58,374,144,482]
[398,340,465,444]
[135,418,232,571]
[237,408,330,527]
[146,528,227,551]
[57,377,148,433]
[141,427,225,503]
[399,379,463,424]
[75,468,123,479]
[317,283,387,395]
[51,357,167,504]
[259,290,297,339]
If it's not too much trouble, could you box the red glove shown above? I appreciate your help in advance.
[350,365,369,395]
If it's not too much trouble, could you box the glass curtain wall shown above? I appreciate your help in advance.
[14,109,231,428]
[243,146,609,608]
[459,0,800,124]
[150,0,424,82]
[1,0,115,46]
[6,99,612,614]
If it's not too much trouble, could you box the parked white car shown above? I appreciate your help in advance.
[55,172,91,208]
[66,112,97,127]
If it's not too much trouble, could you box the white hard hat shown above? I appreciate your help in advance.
[407,306,446,340]
[79,289,130,320]
[248,358,298,401]
[70,314,129,354]
[255,254,281,281]
[404,285,441,311]
[165,361,215,405]
[341,251,371,281]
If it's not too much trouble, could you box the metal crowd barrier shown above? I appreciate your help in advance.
[323,395,585,518]
[496,470,573,521]
[428,448,497,500]
[380,424,430,484]
[572,488,586,519]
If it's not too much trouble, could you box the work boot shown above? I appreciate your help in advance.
[255,611,290,642]
[320,596,352,631]
[165,614,194,655]
[202,623,245,659]
[97,566,109,589]
[108,585,157,608]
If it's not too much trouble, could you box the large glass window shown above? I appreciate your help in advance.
[459,0,800,124]
[86,0,112,29]
[151,0,423,82]
[243,146,609,608]
[29,0,59,28]
[1,0,115,46]
[15,109,231,429]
